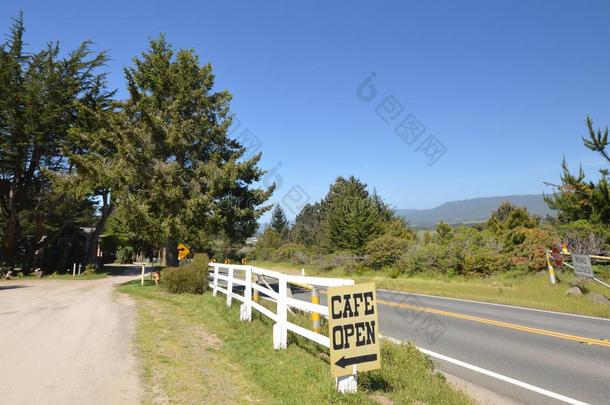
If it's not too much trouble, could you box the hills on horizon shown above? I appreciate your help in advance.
[397,194,554,228]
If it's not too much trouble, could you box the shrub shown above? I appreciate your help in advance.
[272,243,306,262]
[163,253,209,294]
[556,220,610,254]
[504,227,557,272]
[82,264,97,276]
[315,251,361,272]
[365,235,410,269]
[116,246,134,264]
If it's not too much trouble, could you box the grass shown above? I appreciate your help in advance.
[119,281,472,405]
[253,260,610,319]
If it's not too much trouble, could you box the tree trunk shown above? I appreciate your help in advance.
[165,238,179,267]
[85,198,113,265]
[2,215,19,268]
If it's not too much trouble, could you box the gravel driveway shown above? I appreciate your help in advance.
[0,275,142,404]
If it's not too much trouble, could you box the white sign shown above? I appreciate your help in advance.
[572,254,593,278]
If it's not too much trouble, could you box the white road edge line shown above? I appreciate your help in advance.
[377,289,610,322]
[380,335,589,405]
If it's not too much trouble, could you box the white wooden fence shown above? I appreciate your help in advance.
[209,263,354,349]
[208,263,358,392]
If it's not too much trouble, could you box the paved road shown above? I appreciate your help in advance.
[0,276,142,405]
[290,286,610,404]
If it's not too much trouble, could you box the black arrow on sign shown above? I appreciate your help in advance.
[335,353,378,369]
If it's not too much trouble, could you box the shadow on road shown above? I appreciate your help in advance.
[0,285,27,291]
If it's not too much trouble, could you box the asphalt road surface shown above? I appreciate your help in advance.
[295,286,609,405]
[0,276,142,405]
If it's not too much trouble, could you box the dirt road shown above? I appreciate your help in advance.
[0,276,142,404]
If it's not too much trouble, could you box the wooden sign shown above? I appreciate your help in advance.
[327,282,381,378]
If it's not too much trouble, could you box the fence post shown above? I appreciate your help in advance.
[240,266,252,321]
[226,266,234,307]
[337,372,358,393]
[311,288,321,333]
[141,264,145,286]
[253,274,260,303]
[72,263,76,277]
[212,264,219,296]
[273,274,288,349]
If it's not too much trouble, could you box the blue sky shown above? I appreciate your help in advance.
[3,0,610,218]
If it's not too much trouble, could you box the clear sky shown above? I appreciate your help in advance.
[3,0,610,218]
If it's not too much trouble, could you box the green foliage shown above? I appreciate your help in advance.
[360,341,472,404]
[383,218,415,240]
[0,15,109,269]
[321,176,393,252]
[487,202,538,235]
[270,205,289,237]
[290,203,323,247]
[256,227,284,251]
[503,227,558,271]
[435,221,453,241]
[163,253,209,294]
[82,264,97,276]
[113,35,273,250]
[272,243,306,263]
[116,246,134,264]
[546,117,610,225]
[556,219,610,254]
[316,251,361,272]
[365,235,410,269]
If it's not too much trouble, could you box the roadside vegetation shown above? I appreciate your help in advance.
[233,119,610,317]
[120,279,472,405]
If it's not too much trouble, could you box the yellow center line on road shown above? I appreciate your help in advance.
[377,299,610,348]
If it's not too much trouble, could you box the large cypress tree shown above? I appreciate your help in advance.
[0,14,109,270]
[114,35,273,265]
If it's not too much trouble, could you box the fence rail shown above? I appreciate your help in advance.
[208,263,354,350]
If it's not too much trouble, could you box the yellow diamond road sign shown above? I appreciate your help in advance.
[327,282,381,377]
[177,243,190,261]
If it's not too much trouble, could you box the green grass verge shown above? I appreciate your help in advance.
[253,261,610,319]
[119,281,472,405]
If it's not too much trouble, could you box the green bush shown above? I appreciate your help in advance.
[116,246,134,264]
[503,227,557,271]
[163,253,209,294]
[82,264,97,276]
[314,251,360,272]
[556,219,610,254]
[365,235,410,269]
[272,243,306,262]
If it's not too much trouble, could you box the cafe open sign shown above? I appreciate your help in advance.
[327,282,381,377]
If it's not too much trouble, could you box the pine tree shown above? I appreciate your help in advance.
[321,176,393,252]
[113,35,273,265]
[270,205,289,237]
[545,117,610,225]
[290,202,323,246]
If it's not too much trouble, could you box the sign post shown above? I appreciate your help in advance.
[327,282,381,393]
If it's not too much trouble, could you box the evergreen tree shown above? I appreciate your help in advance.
[270,204,289,237]
[545,116,610,225]
[113,36,273,265]
[321,176,393,252]
[290,202,323,247]
[0,14,109,270]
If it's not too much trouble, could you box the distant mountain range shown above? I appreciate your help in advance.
[397,194,554,228]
